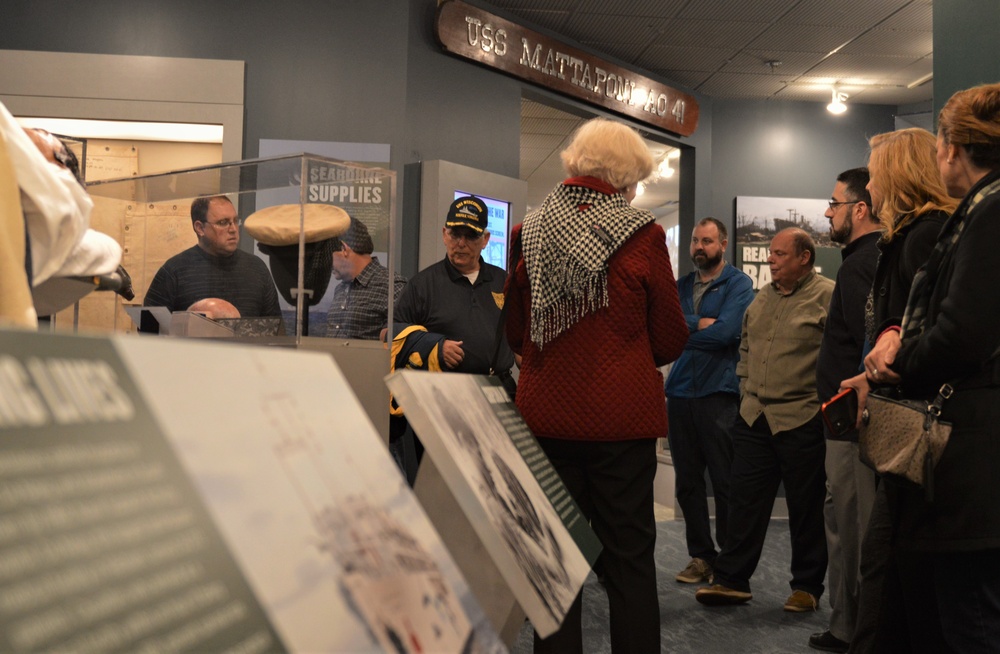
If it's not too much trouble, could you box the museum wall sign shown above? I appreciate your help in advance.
[435,0,700,137]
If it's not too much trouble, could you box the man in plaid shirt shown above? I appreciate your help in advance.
[325,216,406,339]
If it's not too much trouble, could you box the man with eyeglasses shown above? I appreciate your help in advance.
[144,195,280,318]
[808,168,881,654]
[389,196,516,481]
[394,195,514,386]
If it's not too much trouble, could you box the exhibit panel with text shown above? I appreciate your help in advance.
[0,329,503,654]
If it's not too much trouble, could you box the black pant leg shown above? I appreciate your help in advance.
[712,414,782,593]
[667,396,715,560]
[697,393,738,555]
[775,413,828,597]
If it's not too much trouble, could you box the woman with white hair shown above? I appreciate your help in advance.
[505,117,687,652]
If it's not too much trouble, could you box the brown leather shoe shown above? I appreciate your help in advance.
[676,557,713,583]
[783,590,818,612]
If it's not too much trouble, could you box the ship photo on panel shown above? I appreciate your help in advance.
[735,195,842,290]
[385,370,594,638]
[114,336,504,654]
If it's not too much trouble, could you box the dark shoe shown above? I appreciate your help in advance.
[695,584,752,605]
[808,630,849,653]
[784,590,818,612]
[675,557,713,583]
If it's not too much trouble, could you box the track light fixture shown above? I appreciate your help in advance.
[827,87,848,114]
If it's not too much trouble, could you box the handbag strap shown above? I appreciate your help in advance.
[490,229,523,375]
[924,383,954,429]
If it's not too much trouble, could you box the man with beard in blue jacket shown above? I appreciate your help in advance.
[666,217,754,584]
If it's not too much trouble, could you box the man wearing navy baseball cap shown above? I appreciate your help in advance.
[396,195,510,370]
[390,195,516,481]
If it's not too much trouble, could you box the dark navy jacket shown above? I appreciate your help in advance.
[664,263,754,399]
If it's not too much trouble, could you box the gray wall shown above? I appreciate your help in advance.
[1,1,412,159]
[704,99,895,273]
[934,0,1000,118]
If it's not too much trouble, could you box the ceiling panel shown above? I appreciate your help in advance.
[777,0,911,28]
[772,84,843,102]
[839,29,933,58]
[848,84,934,104]
[646,69,714,89]
[521,131,571,150]
[745,23,867,54]
[643,44,740,72]
[574,0,687,19]
[721,50,827,76]
[581,40,650,65]
[878,0,934,31]
[520,117,581,136]
[563,12,667,43]
[696,73,792,99]
[494,8,571,33]
[807,52,925,81]
[655,19,771,49]
[487,0,933,104]
[676,0,801,22]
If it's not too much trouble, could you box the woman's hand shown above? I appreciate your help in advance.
[864,330,903,385]
[839,372,870,430]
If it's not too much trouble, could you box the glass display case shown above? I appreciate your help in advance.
[83,153,397,343]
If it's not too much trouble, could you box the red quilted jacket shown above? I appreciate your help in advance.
[505,180,687,441]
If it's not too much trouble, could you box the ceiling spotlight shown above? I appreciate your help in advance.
[827,87,848,114]
[657,159,675,178]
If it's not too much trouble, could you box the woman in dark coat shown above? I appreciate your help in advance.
[869,82,1000,653]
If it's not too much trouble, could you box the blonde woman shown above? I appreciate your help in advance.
[861,128,957,390]
[840,127,957,654]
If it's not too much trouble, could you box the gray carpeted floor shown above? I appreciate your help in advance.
[511,517,828,653]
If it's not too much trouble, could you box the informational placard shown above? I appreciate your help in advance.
[0,331,285,653]
[735,195,842,290]
[0,329,503,654]
[385,371,599,638]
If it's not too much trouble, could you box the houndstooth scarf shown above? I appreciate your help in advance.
[901,173,1000,342]
[521,180,654,348]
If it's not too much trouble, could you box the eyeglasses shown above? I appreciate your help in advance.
[828,200,859,210]
[202,218,241,229]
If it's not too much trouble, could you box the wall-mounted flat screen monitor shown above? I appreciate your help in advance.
[455,190,510,270]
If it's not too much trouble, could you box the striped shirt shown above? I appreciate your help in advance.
[144,245,281,317]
